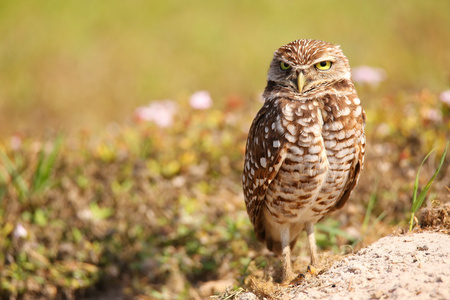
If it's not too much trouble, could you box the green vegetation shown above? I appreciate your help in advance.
[0,1,449,299]
[1,90,448,298]
[409,143,448,231]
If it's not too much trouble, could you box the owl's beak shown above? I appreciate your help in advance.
[297,72,307,94]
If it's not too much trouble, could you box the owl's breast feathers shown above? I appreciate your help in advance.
[243,94,365,227]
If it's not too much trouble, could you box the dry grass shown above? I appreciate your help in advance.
[419,201,450,233]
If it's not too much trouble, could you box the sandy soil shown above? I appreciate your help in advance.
[237,232,450,300]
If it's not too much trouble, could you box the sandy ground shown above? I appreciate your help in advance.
[237,232,450,300]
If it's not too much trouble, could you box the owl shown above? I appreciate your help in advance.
[242,39,365,282]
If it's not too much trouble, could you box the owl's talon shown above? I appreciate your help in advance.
[288,273,305,285]
[307,265,317,275]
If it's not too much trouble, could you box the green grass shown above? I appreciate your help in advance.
[316,220,357,253]
[362,178,380,234]
[409,142,448,231]
[0,136,62,202]
[0,149,29,201]
[1,89,448,298]
[31,136,63,194]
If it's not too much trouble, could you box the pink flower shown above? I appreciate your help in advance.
[189,91,212,110]
[423,108,442,123]
[13,223,28,239]
[134,100,178,128]
[352,66,386,87]
[10,135,22,150]
[439,90,450,105]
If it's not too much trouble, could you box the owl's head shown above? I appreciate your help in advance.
[266,39,353,99]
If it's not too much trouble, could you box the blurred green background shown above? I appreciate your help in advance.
[1,0,449,138]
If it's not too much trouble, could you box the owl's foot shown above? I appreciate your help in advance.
[280,268,297,284]
[282,265,320,285]
[287,265,319,285]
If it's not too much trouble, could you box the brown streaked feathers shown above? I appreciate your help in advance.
[242,39,366,282]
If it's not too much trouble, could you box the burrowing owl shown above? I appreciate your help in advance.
[242,39,365,282]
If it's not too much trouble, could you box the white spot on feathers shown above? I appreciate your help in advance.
[260,157,267,168]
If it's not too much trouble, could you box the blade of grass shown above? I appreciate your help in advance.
[413,143,448,210]
[362,178,379,234]
[315,222,356,242]
[0,149,29,201]
[31,135,63,193]
[0,170,6,202]
[409,149,435,230]
[409,142,448,231]
[351,210,387,249]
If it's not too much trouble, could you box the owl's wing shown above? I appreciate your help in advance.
[243,104,287,226]
[331,111,366,211]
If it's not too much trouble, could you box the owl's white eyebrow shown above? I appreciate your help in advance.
[311,57,335,64]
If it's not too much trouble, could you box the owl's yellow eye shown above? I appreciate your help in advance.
[315,61,332,70]
[280,61,291,70]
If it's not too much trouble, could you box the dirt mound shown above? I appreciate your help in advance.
[238,232,450,300]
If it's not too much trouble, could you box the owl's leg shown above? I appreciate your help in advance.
[306,222,318,275]
[280,225,295,282]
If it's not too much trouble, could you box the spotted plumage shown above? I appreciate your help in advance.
[242,39,366,282]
